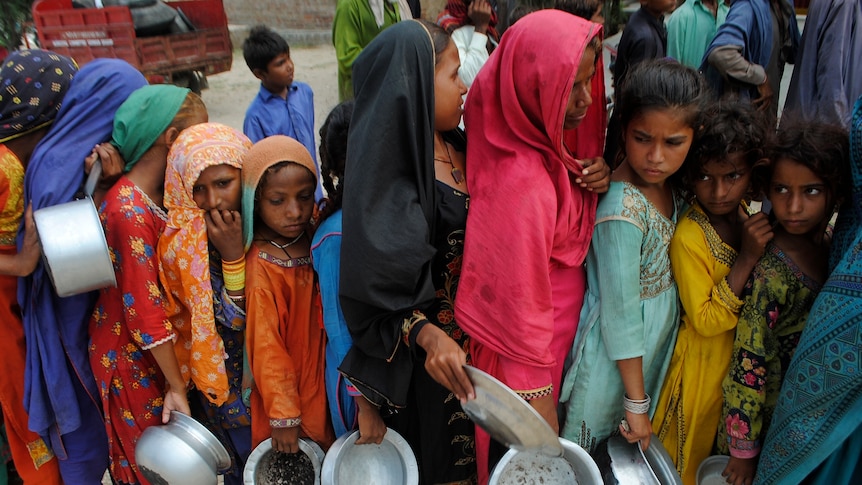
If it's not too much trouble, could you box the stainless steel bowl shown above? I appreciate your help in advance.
[243,438,323,485]
[320,428,418,485]
[489,437,603,485]
[134,411,231,485]
[696,456,730,485]
[593,435,683,485]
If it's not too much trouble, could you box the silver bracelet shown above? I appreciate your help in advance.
[623,393,651,415]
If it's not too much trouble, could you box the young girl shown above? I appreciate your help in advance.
[755,101,861,485]
[337,20,479,483]
[651,101,773,482]
[158,122,253,485]
[242,135,334,452]
[88,85,207,484]
[309,101,357,438]
[20,59,147,483]
[718,121,849,485]
[560,59,709,452]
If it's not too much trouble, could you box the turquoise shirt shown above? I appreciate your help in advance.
[666,0,729,68]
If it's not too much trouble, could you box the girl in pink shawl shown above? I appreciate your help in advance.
[454,9,609,481]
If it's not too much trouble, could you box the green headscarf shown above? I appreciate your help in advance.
[111,84,189,171]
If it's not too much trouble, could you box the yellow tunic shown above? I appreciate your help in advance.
[652,203,743,484]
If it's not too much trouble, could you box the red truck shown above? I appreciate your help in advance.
[31,0,232,93]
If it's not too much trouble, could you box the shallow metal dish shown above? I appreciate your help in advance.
[243,438,323,485]
[320,428,418,485]
[489,437,603,485]
[593,435,683,485]
[134,411,230,485]
[461,365,563,457]
[696,455,730,485]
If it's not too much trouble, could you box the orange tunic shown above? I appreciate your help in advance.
[0,145,61,484]
[246,247,334,449]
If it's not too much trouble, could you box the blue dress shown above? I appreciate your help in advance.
[560,181,682,452]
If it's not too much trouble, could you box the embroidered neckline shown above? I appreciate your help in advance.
[689,202,738,267]
[766,242,823,292]
[132,183,167,222]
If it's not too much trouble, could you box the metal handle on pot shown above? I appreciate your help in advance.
[83,157,102,199]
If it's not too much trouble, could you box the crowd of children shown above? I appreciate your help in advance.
[0,4,860,485]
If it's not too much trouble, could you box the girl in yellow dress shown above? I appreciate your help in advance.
[652,102,772,483]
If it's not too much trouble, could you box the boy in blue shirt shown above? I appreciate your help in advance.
[242,25,322,200]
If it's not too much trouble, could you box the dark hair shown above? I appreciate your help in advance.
[242,25,290,73]
[554,0,602,19]
[318,101,354,222]
[768,118,850,206]
[683,100,770,199]
[615,59,710,187]
[508,5,538,26]
[415,19,451,65]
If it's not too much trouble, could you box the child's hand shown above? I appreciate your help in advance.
[416,325,475,402]
[354,397,387,445]
[18,204,42,276]
[619,411,652,449]
[468,0,492,34]
[86,143,125,191]
[162,387,191,423]
[204,209,244,262]
[271,425,301,454]
[738,206,773,262]
[722,456,756,485]
[575,157,611,193]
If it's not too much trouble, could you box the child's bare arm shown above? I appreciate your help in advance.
[0,204,41,277]
[149,341,191,422]
[354,395,386,445]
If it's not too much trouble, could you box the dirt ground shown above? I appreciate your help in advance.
[200,44,340,149]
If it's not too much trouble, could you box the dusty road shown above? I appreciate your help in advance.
[200,43,340,150]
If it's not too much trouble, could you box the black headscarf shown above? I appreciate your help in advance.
[338,20,438,408]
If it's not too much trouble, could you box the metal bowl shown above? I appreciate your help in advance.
[320,428,418,485]
[134,411,230,485]
[489,437,603,485]
[243,438,323,485]
[696,456,730,485]
[593,435,683,485]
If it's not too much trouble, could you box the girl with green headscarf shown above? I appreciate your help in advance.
[87,84,208,485]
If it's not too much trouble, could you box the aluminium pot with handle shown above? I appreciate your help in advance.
[33,160,116,297]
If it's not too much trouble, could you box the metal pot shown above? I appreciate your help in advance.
[134,411,231,485]
[489,437,603,485]
[33,160,116,297]
[320,428,418,485]
[696,455,729,485]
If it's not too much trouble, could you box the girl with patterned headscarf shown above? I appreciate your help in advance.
[157,122,253,485]
[0,47,75,485]
[88,84,207,485]
[18,58,146,484]
[241,135,334,453]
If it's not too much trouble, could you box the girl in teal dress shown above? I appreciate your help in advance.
[560,59,709,452]
[718,121,850,485]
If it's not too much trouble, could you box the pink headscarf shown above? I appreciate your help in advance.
[456,10,601,379]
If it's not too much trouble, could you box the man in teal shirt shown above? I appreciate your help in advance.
[333,0,414,101]
[666,0,729,68]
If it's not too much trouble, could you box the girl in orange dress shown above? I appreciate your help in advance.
[241,135,334,452]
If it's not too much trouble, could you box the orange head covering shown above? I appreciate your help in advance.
[241,135,317,250]
[158,122,252,405]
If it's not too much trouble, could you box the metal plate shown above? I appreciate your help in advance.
[643,436,683,485]
[320,428,418,485]
[460,365,563,456]
[596,435,683,485]
[243,438,322,485]
[696,456,730,485]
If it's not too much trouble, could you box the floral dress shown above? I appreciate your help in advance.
[718,242,821,460]
[89,176,175,485]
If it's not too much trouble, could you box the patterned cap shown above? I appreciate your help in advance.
[0,49,77,143]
